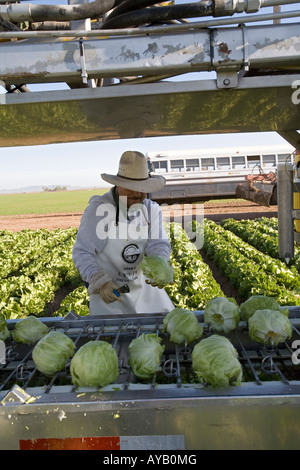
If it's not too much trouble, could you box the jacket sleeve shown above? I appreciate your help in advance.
[72,201,109,283]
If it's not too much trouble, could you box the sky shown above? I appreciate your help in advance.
[0,1,299,191]
[0,132,294,191]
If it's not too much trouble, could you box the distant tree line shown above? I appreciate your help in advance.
[42,186,67,192]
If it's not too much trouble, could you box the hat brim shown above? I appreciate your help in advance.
[101,173,166,193]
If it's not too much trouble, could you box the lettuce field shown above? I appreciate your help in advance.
[1,217,300,320]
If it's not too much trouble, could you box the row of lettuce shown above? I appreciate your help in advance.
[0,228,88,319]
[1,216,300,320]
[166,217,300,309]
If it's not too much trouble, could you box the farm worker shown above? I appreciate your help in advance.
[72,150,174,315]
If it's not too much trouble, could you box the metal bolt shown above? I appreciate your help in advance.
[223,78,231,86]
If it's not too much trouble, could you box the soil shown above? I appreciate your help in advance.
[199,248,244,305]
[0,199,278,312]
[0,200,277,232]
[46,283,77,316]
[0,212,84,232]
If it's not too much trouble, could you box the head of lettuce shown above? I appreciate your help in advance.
[163,308,203,344]
[140,254,174,287]
[70,340,119,388]
[32,330,75,376]
[128,333,164,379]
[248,309,292,346]
[240,295,282,322]
[13,315,49,345]
[204,297,240,334]
[192,334,243,387]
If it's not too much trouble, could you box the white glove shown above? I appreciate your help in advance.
[99,281,122,304]
[87,271,113,295]
[87,273,122,304]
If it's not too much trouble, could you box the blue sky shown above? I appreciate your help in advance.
[0,132,293,191]
[0,1,299,191]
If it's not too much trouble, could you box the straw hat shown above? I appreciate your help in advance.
[101,151,165,193]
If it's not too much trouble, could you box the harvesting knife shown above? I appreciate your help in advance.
[113,284,130,297]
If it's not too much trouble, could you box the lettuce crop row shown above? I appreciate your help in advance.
[0,228,82,319]
[221,218,300,267]
[199,219,300,306]
[221,218,281,259]
[56,285,89,317]
[165,222,224,310]
[3,217,300,320]
[211,220,300,290]
[0,228,78,280]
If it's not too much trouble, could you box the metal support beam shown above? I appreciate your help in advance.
[277,131,300,150]
[0,23,299,85]
[0,74,299,146]
[277,163,294,261]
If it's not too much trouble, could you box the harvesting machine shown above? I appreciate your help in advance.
[0,0,300,451]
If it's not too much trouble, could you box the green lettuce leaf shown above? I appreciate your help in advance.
[32,330,75,376]
[163,308,203,344]
[71,340,119,388]
[128,333,165,379]
[248,309,292,346]
[240,295,282,321]
[204,297,240,334]
[0,314,10,341]
[192,334,243,387]
[13,315,49,345]
[140,255,174,286]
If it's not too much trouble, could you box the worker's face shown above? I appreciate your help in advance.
[116,186,146,208]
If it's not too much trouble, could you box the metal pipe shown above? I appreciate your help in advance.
[104,0,168,22]
[0,0,299,24]
[101,1,214,29]
[100,0,300,29]
[0,0,123,22]
[261,0,299,6]
[0,8,299,38]
[30,21,70,30]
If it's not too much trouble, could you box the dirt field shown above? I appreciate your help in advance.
[0,200,277,232]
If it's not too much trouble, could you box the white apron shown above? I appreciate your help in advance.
[89,205,174,315]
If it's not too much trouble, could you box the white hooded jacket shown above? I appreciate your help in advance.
[72,188,172,284]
